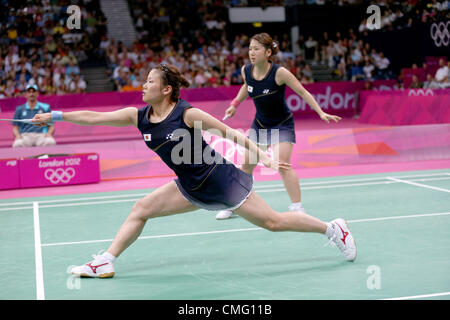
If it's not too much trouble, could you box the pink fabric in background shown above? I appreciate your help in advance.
[0,79,398,113]
[0,158,20,190]
[0,80,398,147]
[359,89,450,125]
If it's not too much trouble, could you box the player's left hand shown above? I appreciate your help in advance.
[320,112,341,123]
[260,155,290,171]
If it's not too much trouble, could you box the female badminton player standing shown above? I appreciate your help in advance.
[216,33,342,220]
[33,63,356,278]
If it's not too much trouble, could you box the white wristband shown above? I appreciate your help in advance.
[51,111,63,121]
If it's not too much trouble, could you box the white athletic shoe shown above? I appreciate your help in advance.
[216,210,234,220]
[325,218,357,262]
[288,203,306,213]
[71,253,115,278]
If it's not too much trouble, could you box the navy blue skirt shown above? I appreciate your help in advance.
[249,115,296,145]
[175,162,253,211]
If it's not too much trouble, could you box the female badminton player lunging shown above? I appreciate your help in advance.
[32,63,356,278]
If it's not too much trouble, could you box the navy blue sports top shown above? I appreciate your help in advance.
[244,62,292,127]
[137,98,224,191]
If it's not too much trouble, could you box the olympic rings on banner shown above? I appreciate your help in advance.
[44,167,76,184]
[430,21,449,47]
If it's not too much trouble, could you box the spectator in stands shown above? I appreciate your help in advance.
[434,59,449,87]
[40,76,55,95]
[3,78,17,98]
[351,61,365,81]
[423,73,440,88]
[121,78,138,92]
[65,60,81,77]
[363,59,375,80]
[304,36,318,61]
[68,74,87,93]
[300,75,314,85]
[12,84,56,147]
[375,52,391,79]
[409,75,423,88]
[194,69,207,88]
[113,60,130,84]
[302,64,313,79]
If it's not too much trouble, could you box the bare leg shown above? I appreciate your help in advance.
[241,144,268,174]
[242,142,301,203]
[234,191,326,234]
[107,181,198,257]
[273,142,301,203]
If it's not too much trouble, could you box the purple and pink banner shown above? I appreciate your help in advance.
[0,80,398,147]
[0,80,398,113]
[359,88,450,125]
[0,153,100,190]
[0,158,20,190]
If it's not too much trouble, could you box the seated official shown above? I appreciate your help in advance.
[12,84,56,148]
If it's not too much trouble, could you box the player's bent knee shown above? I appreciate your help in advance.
[278,166,292,175]
[130,199,153,220]
[263,217,282,232]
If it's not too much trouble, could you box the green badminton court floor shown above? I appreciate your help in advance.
[1,169,449,300]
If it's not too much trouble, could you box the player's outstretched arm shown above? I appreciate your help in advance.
[276,67,342,123]
[32,107,138,127]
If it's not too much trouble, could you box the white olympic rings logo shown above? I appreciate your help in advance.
[408,89,434,96]
[210,136,246,161]
[209,134,274,166]
[44,167,76,184]
[430,21,449,47]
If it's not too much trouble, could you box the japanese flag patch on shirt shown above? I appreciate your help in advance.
[143,134,151,141]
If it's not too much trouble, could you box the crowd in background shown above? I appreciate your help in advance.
[0,0,106,98]
[359,0,449,33]
[1,0,448,98]
[108,0,399,92]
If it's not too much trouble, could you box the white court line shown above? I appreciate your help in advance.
[41,227,262,247]
[0,182,399,211]
[255,172,450,189]
[387,177,450,193]
[33,202,45,300]
[0,192,149,208]
[382,291,450,300]
[41,211,450,247]
[0,172,448,208]
[0,205,34,212]
[2,176,449,212]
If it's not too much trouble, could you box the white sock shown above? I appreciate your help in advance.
[291,202,303,208]
[325,223,335,239]
[102,251,116,262]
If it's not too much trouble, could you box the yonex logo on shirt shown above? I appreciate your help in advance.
[143,134,151,141]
